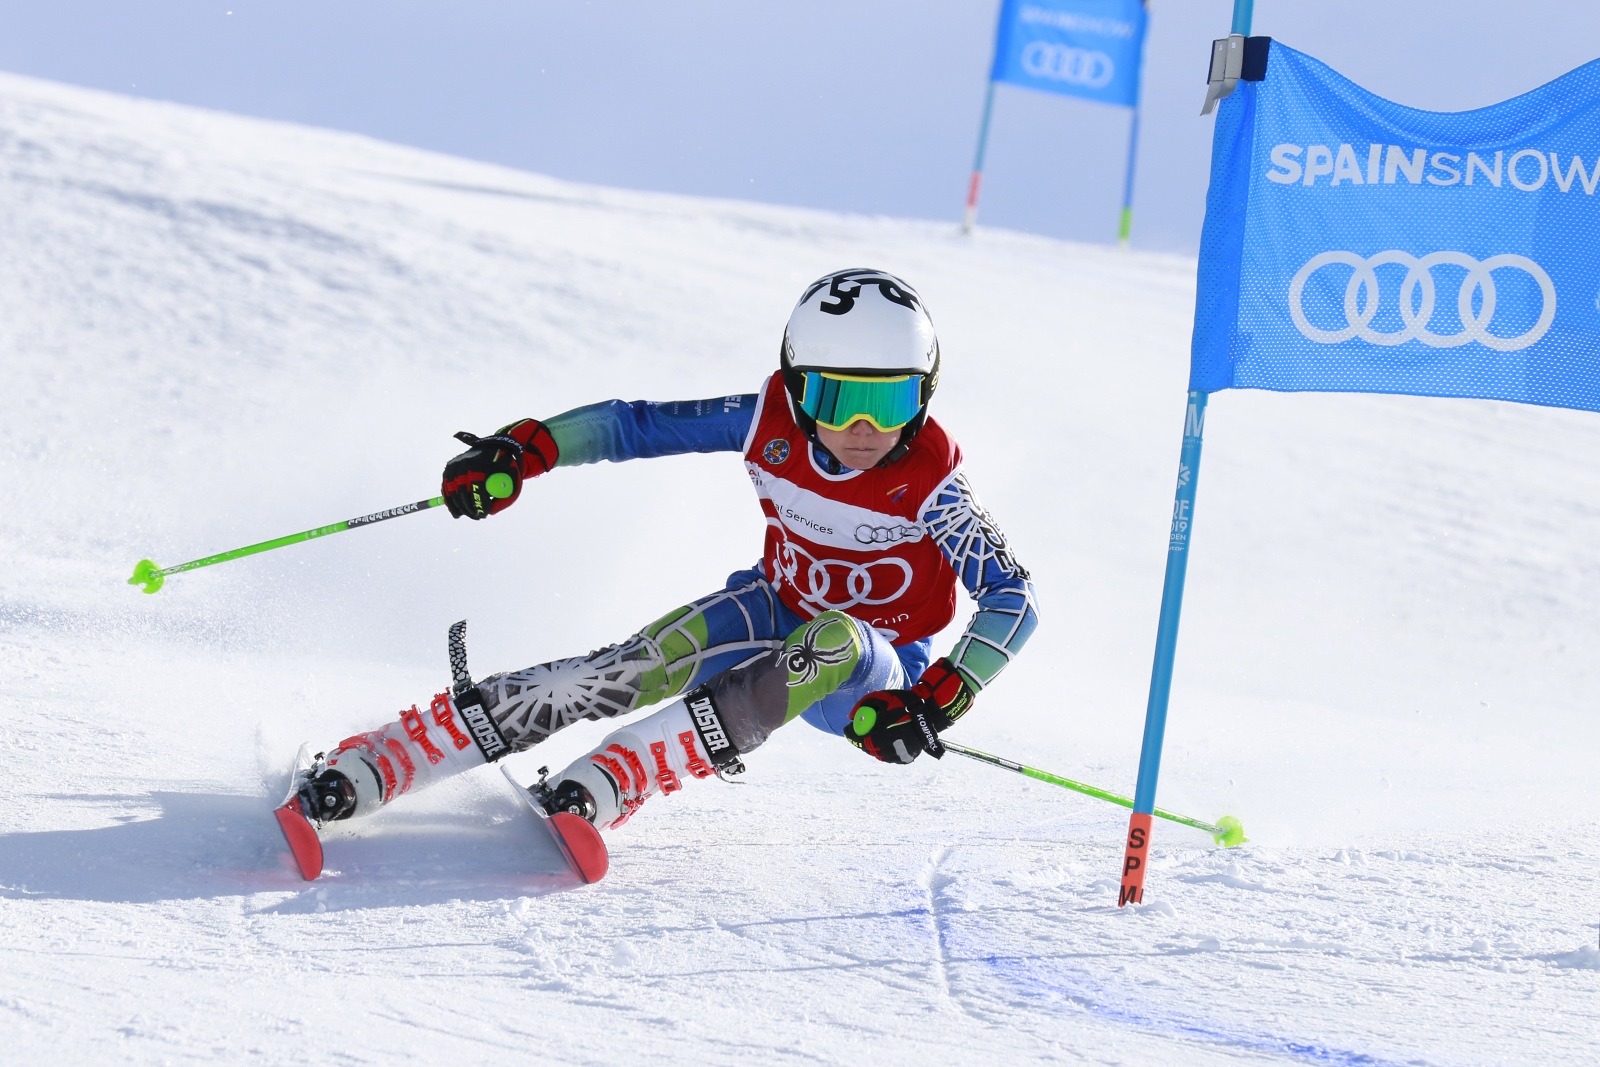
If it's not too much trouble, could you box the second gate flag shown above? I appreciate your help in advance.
[1193,41,1600,413]
[991,0,1147,109]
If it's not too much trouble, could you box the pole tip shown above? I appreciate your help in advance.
[128,559,165,594]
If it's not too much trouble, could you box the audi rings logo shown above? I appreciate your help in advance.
[1020,42,1115,89]
[1288,250,1556,353]
[776,543,913,611]
[854,523,922,546]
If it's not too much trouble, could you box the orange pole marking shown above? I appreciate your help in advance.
[1118,811,1153,907]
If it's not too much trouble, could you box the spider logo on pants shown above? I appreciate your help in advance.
[783,620,856,688]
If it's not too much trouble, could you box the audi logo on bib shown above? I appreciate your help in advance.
[1020,42,1116,90]
[775,541,914,612]
[1288,250,1557,353]
[854,523,921,546]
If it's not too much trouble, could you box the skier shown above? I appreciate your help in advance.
[290,268,1039,841]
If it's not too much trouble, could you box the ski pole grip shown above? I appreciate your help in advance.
[451,430,524,500]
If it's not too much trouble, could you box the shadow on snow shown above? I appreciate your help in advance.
[0,790,586,907]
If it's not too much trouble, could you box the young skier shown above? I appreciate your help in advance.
[289,268,1039,842]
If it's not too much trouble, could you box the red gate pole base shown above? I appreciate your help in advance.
[1119,811,1154,907]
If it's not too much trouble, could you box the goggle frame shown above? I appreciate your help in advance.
[797,370,926,433]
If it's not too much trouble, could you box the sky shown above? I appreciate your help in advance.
[2,1,1598,253]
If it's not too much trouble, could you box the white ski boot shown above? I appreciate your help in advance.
[538,685,741,830]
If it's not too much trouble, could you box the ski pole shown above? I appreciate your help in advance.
[127,490,469,594]
[941,740,1246,847]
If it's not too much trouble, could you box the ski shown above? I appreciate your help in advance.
[502,765,609,884]
[273,744,325,880]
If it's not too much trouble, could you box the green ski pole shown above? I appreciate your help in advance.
[126,473,513,594]
[941,740,1246,847]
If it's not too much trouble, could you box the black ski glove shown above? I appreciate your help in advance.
[845,658,976,765]
[441,418,559,519]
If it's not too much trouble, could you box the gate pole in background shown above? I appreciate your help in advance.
[1117,103,1142,245]
[963,0,1012,234]
[1116,0,1149,246]
[963,74,1000,233]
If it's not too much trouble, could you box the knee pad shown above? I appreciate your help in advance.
[795,616,908,735]
[779,611,865,717]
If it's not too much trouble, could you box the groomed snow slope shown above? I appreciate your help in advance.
[1,72,1596,1066]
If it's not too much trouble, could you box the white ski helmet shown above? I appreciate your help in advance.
[779,268,940,462]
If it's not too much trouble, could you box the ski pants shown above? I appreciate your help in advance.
[477,566,933,757]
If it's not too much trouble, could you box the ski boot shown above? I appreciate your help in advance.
[535,683,743,831]
[273,690,492,882]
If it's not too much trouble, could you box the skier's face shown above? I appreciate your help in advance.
[816,418,902,469]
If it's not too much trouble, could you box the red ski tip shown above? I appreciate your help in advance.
[501,766,610,883]
[274,796,325,881]
[547,812,609,884]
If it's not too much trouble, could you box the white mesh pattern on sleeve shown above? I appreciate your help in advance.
[922,472,1040,689]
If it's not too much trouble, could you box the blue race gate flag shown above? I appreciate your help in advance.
[1192,41,1600,413]
[991,0,1148,109]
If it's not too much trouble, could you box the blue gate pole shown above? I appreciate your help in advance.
[1118,391,1209,905]
[1118,0,1254,909]
[1231,0,1255,35]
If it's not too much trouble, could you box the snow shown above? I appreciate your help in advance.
[2,70,1597,1065]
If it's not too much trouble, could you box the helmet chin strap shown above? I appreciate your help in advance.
[880,409,925,465]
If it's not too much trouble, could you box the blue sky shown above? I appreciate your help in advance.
[3,1,1597,251]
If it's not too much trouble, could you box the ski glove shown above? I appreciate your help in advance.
[441,418,559,520]
[846,658,977,765]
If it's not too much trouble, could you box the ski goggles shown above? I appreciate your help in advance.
[796,371,925,432]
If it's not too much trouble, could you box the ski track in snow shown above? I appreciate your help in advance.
[1,70,1598,1064]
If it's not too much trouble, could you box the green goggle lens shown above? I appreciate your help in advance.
[798,372,924,432]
